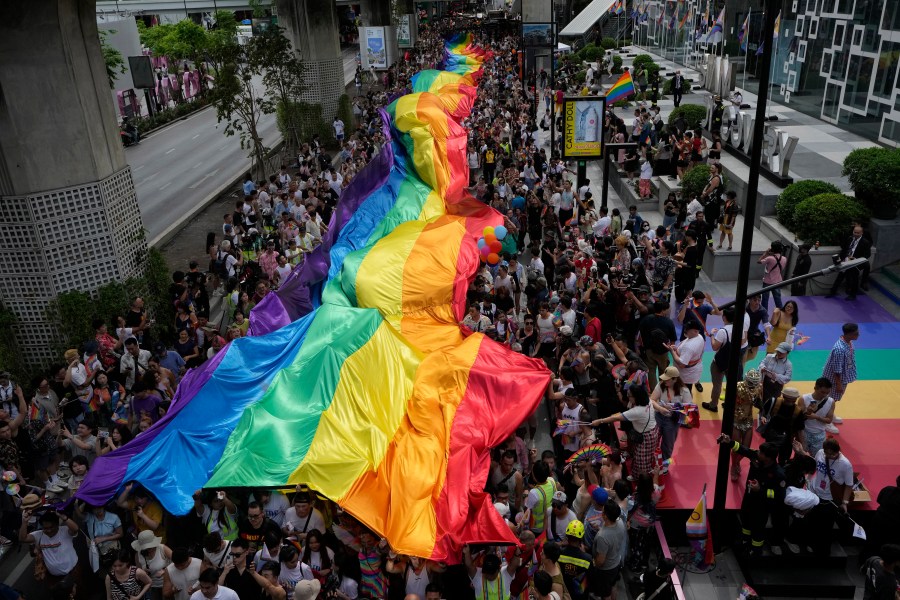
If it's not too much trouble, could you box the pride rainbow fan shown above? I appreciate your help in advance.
[566,443,613,464]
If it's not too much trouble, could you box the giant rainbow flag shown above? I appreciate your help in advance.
[76,34,552,562]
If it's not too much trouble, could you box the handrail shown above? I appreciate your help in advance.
[654,520,688,600]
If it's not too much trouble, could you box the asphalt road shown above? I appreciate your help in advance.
[132,47,359,246]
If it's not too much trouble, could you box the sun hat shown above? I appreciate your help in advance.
[20,493,42,511]
[131,530,163,552]
[782,387,801,399]
[776,342,793,353]
[293,580,322,600]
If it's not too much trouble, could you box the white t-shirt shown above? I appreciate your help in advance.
[306,547,335,572]
[560,402,583,451]
[802,394,835,435]
[253,492,290,526]
[283,507,326,536]
[190,586,240,600]
[279,562,316,599]
[275,263,293,283]
[811,449,853,501]
[203,541,233,571]
[166,558,203,600]
[545,507,578,542]
[623,404,656,432]
[470,565,513,599]
[675,335,705,384]
[593,215,612,236]
[32,528,79,577]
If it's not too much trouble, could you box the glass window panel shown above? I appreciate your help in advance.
[874,42,900,99]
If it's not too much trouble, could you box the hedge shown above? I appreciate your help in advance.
[680,164,712,201]
[775,180,841,231]
[668,104,707,130]
[793,194,869,246]
[842,147,900,217]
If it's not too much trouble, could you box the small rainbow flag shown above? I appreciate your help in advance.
[738,13,750,51]
[554,418,591,436]
[605,71,635,104]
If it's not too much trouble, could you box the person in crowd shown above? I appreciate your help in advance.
[758,342,794,404]
[650,366,692,463]
[107,548,153,600]
[19,508,81,594]
[822,322,859,432]
[766,300,798,355]
[591,386,660,477]
[799,378,836,455]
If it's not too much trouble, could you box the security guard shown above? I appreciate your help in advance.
[717,434,786,554]
[558,520,592,600]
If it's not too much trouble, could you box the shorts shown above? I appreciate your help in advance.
[595,567,621,596]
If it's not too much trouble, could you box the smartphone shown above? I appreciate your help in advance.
[98,428,109,438]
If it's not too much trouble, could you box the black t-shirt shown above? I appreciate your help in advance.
[237,517,282,551]
[862,556,899,600]
[641,570,675,600]
[224,564,263,600]
[124,309,144,329]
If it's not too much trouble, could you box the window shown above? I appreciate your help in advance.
[873,42,900,99]
[821,51,833,76]
[809,16,819,38]
[833,22,845,48]
[851,27,862,47]
[797,16,805,36]
[823,82,841,119]
[798,40,808,62]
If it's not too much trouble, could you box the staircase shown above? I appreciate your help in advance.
[869,262,900,309]
[737,542,856,598]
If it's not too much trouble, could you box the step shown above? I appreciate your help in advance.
[736,542,848,570]
[870,271,900,307]
[740,563,856,598]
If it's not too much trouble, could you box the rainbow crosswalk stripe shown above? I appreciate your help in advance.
[76,34,551,562]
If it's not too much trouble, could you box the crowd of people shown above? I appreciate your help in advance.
[0,16,898,600]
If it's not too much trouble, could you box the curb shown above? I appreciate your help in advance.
[148,136,284,249]
[138,102,214,141]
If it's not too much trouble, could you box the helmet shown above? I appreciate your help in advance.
[565,520,585,539]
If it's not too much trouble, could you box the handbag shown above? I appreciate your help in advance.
[747,329,766,348]
[89,540,101,573]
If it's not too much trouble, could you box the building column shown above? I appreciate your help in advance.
[0,0,147,366]
[359,0,393,27]
[276,0,345,122]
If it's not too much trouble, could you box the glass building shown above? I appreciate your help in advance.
[633,0,900,146]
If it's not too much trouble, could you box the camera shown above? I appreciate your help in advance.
[832,253,842,266]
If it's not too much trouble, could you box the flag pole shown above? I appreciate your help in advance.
[742,8,751,88]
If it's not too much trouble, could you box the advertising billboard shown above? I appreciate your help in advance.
[364,26,388,69]
[397,14,417,48]
[562,96,606,159]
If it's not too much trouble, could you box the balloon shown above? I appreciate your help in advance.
[483,226,495,237]
[494,225,508,240]
[479,244,491,257]
[1,471,15,482]
[487,252,500,264]
[489,240,502,253]
[484,234,497,245]
[476,237,486,249]
[5,483,19,496]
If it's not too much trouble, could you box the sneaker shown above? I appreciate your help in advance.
[833,416,843,424]
[825,423,840,434]
[695,382,704,392]
[701,401,718,412]
[784,540,800,554]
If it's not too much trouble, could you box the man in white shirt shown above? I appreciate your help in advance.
[464,549,515,600]
[165,547,203,600]
[283,490,326,543]
[191,569,240,600]
[704,307,746,412]
[592,206,612,238]
[545,491,578,543]
[19,509,80,582]
[668,321,705,391]
[797,439,854,555]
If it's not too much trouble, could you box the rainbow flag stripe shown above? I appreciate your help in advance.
[606,71,636,104]
[76,34,551,562]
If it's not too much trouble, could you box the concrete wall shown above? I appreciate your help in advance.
[98,18,143,92]
[0,0,127,195]
[522,0,552,23]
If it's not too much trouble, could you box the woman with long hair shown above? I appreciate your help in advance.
[766,300,800,354]
[650,366,693,463]
[106,548,152,600]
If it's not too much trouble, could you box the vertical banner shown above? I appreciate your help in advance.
[363,26,388,69]
[397,14,417,48]
[561,96,606,159]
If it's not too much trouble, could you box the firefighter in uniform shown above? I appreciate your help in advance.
[717,434,786,554]
[558,520,592,600]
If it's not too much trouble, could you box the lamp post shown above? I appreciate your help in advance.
[710,0,799,548]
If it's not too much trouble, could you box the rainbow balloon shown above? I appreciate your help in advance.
[566,443,614,464]
[76,34,551,562]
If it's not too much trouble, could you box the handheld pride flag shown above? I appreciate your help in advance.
[605,71,636,104]
[566,443,614,463]
[686,485,716,570]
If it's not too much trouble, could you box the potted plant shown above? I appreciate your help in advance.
[842,148,900,219]
[793,194,869,245]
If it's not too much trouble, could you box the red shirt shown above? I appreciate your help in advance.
[585,318,602,342]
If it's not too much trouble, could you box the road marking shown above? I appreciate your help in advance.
[138,171,160,184]
[159,181,172,191]
[192,134,201,140]
[165,148,176,154]
[7,550,32,586]
[133,165,145,171]
[188,168,221,189]
[193,162,203,169]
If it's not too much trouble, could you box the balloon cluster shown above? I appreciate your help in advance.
[476,225,508,265]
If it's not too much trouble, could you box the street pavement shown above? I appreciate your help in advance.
[133,47,358,246]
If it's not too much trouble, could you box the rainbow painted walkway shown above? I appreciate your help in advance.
[660,295,899,510]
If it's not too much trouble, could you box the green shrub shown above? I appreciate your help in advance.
[680,164,712,201]
[581,44,605,62]
[775,180,841,231]
[600,37,618,50]
[668,104,707,129]
[623,38,633,46]
[632,54,655,70]
[574,69,587,84]
[842,147,900,217]
[612,55,623,74]
[793,194,869,246]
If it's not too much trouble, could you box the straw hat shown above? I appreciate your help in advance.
[20,493,42,511]
[131,530,162,552]
[293,580,321,600]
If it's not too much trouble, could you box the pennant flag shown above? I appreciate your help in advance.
[605,71,636,104]
[686,487,716,570]
[657,2,666,25]
[74,33,552,564]
[678,6,691,31]
[853,522,867,540]
[774,11,781,38]
[738,13,750,51]
[705,7,725,44]
[616,0,626,15]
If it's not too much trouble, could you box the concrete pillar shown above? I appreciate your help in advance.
[522,0,553,22]
[359,0,392,27]
[0,0,147,366]
[276,0,345,122]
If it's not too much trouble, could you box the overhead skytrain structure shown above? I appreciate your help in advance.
[76,34,552,563]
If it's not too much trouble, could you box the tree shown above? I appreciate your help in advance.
[99,29,127,89]
[252,27,305,155]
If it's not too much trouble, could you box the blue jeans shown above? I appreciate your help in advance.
[658,412,680,460]
[761,285,783,311]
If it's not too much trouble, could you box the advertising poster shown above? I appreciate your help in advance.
[364,27,387,69]
[522,22,554,47]
[562,96,606,159]
[397,14,416,48]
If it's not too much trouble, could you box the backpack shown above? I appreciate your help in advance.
[713,329,731,371]
[485,149,495,163]
[213,251,229,278]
